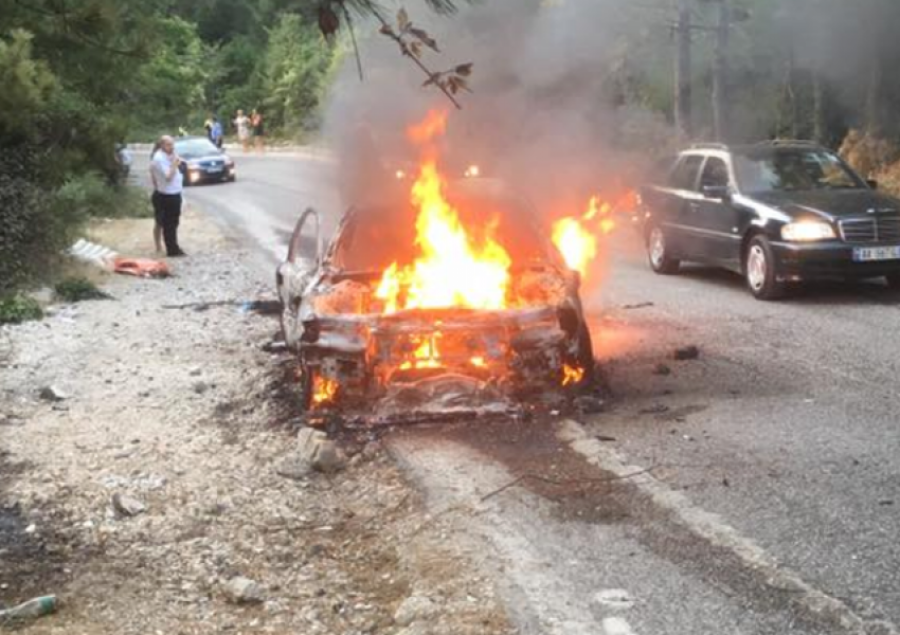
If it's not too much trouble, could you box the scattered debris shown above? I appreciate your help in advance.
[112,257,171,279]
[722,477,731,488]
[223,576,265,605]
[111,493,147,518]
[192,381,211,395]
[653,363,672,376]
[0,595,58,622]
[574,395,605,414]
[394,595,438,627]
[261,340,288,354]
[622,302,654,310]
[639,404,670,415]
[879,500,894,506]
[38,385,68,402]
[594,588,636,609]
[673,345,700,361]
[596,435,617,442]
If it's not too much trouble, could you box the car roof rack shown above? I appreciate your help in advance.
[689,142,730,150]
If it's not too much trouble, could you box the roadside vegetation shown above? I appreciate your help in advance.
[5,0,900,300]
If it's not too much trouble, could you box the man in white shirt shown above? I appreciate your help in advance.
[150,136,187,257]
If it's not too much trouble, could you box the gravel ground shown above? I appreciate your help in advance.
[0,212,510,634]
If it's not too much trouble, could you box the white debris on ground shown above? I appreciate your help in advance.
[0,215,510,634]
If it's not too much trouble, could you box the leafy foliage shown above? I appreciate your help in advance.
[0,294,44,325]
[54,278,111,302]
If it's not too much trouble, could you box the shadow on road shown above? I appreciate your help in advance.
[677,265,900,306]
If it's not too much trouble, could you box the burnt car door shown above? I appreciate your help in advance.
[695,156,742,266]
[277,208,323,349]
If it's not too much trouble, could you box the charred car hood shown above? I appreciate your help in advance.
[750,190,900,220]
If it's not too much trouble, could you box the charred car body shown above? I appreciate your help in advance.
[276,179,594,416]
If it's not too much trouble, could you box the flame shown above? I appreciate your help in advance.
[562,364,585,386]
[400,334,444,371]
[553,217,598,278]
[407,109,448,144]
[312,375,338,406]
[552,195,620,277]
[376,112,512,316]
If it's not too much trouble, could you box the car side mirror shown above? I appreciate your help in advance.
[867,179,879,190]
[702,185,732,201]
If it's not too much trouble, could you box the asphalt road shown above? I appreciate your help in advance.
[136,150,900,634]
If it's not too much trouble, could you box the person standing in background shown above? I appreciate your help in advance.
[204,115,215,142]
[149,140,164,253]
[211,116,224,149]
[234,109,250,152]
[150,135,187,257]
[251,108,265,153]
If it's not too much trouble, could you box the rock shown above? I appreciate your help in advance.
[653,363,672,376]
[192,381,210,395]
[223,576,264,604]
[673,345,700,361]
[39,386,68,402]
[112,493,147,518]
[275,454,313,480]
[189,367,202,377]
[394,596,438,627]
[28,287,54,305]
[314,441,346,473]
[290,427,346,474]
[574,395,605,414]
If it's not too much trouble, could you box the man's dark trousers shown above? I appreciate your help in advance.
[156,192,183,256]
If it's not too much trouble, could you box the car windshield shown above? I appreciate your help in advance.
[733,148,865,193]
[175,138,220,159]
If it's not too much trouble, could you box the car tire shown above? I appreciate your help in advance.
[647,225,680,275]
[744,236,786,300]
[886,273,900,290]
[575,321,596,386]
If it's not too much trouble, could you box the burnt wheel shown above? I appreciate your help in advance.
[744,235,786,300]
[647,225,680,275]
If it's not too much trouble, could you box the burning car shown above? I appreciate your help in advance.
[275,175,595,417]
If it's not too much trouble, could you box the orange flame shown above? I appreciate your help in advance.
[312,375,338,406]
[562,364,585,386]
[376,112,512,316]
[407,109,448,144]
[400,334,444,371]
[552,195,619,277]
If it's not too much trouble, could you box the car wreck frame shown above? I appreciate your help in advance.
[276,202,595,416]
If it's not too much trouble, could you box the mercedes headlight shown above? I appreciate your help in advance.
[781,221,836,242]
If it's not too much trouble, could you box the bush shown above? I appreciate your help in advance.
[54,277,110,302]
[0,294,43,325]
[53,173,153,220]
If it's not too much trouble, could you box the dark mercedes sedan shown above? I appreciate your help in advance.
[175,136,236,185]
[640,141,900,299]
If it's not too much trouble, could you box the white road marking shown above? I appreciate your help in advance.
[602,616,638,635]
[558,419,900,635]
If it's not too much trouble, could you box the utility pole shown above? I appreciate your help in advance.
[674,0,693,139]
[711,0,730,142]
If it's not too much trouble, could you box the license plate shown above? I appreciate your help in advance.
[206,166,223,173]
[853,245,900,262]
